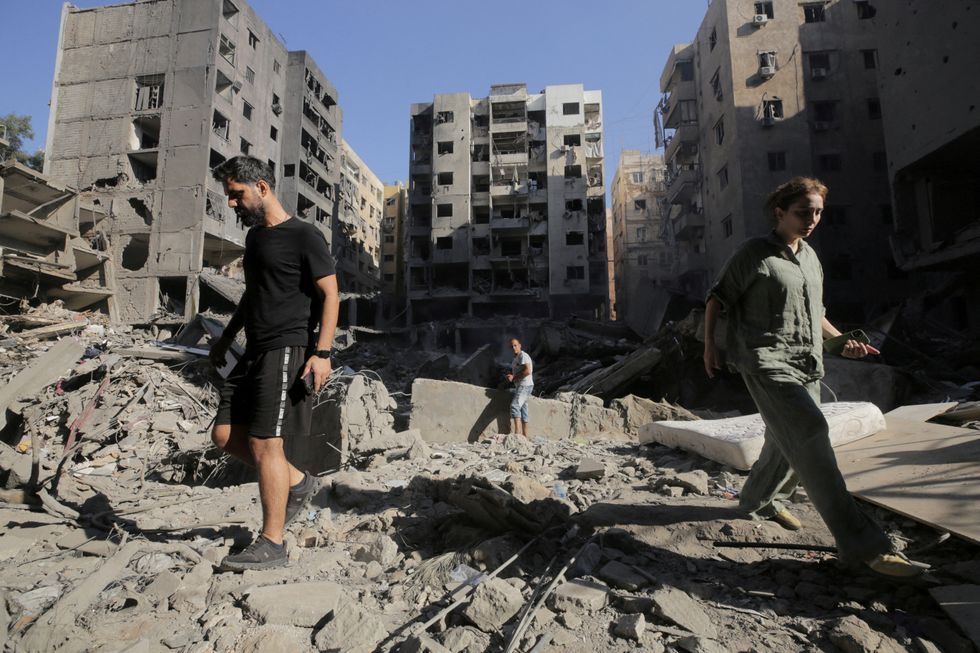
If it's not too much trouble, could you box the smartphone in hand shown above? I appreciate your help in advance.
[823,329,880,355]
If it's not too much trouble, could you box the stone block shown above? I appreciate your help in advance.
[461,577,524,632]
[243,581,343,627]
[547,579,609,613]
[651,586,716,638]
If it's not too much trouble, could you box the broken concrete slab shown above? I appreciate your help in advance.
[650,586,716,639]
[565,345,662,399]
[928,585,980,650]
[829,614,907,653]
[574,458,605,480]
[313,603,387,653]
[640,401,885,471]
[352,534,400,568]
[243,581,343,627]
[461,576,524,632]
[651,470,710,496]
[0,337,84,433]
[597,561,649,592]
[612,394,698,436]
[409,379,628,443]
[547,579,609,613]
[884,402,958,423]
[613,612,645,641]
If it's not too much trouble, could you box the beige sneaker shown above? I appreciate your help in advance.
[866,552,930,578]
[771,509,802,531]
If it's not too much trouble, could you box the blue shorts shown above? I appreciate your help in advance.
[510,385,533,422]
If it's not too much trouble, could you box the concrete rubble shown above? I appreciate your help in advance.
[0,302,976,652]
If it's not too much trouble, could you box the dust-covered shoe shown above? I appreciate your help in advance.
[865,552,929,578]
[284,473,317,526]
[219,535,287,572]
[771,509,802,531]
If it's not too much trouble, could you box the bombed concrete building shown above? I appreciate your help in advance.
[873,0,980,336]
[335,140,383,295]
[42,0,344,322]
[656,0,902,322]
[406,84,609,324]
[381,182,407,317]
[610,150,669,320]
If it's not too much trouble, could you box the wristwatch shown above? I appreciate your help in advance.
[314,348,337,360]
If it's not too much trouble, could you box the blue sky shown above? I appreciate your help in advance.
[3,0,706,184]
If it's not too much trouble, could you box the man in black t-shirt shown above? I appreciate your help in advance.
[208,156,339,572]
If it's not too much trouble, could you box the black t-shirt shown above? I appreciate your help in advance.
[242,217,336,353]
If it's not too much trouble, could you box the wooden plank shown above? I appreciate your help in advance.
[928,585,980,649]
[837,417,980,544]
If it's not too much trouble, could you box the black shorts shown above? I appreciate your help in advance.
[215,346,312,438]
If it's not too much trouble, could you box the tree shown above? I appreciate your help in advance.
[0,113,45,172]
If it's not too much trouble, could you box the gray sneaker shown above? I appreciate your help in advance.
[219,535,287,572]
[285,474,317,526]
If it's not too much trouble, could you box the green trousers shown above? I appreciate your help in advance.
[738,375,892,563]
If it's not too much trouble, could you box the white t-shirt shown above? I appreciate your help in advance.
[511,351,533,388]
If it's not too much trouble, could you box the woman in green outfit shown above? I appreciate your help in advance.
[703,177,925,578]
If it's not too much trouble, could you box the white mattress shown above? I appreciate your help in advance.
[638,402,885,471]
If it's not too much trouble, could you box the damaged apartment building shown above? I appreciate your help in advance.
[335,140,383,296]
[656,0,903,322]
[610,150,670,329]
[41,0,360,322]
[407,84,609,323]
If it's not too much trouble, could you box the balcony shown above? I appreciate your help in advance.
[664,122,699,164]
[490,182,527,198]
[472,191,490,207]
[672,210,705,241]
[489,216,530,232]
[491,152,528,166]
[665,166,700,205]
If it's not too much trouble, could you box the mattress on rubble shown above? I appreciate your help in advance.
[639,401,885,471]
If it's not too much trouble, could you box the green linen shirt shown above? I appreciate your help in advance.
[708,232,825,383]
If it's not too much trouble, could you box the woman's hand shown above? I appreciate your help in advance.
[841,339,880,359]
[704,343,723,378]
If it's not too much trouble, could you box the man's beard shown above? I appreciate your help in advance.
[236,203,266,228]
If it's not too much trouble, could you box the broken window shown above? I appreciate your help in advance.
[677,61,694,82]
[587,165,602,187]
[566,266,585,280]
[818,153,842,171]
[435,111,454,124]
[270,125,278,141]
[565,199,583,212]
[812,100,837,123]
[222,0,239,20]
[867,98,882,120]
[131,116,160,149]
[762,98,784,122]
[855,1,876,19]
[562,102,580,116]
[500,239,521,257]
[710,69,723,101]
[436,236,453,250]
[472,237,490,256]
[472,175,490,192]
[472,143,490,162]
[528,172,546,191]
[219,34,236,65]
[296,193,315,220]
[634,199,646,211]
[284,164,295,177]
[492,131,527,155]
[215,69,234,102]
[563,134,581,147]
[248,30,259,48]
[714,117,725,144]
[768,151,787,171]
[212,110,230,140]
[803,3,826,23]
[134,74,165,111]
[437,203,452,217]
[759,51,777,76]
[636,227,647,240]
[242,101,253,120]
[808,52,831,79]
[631,172,644,184]
[723,215,733,238]
[240,138,251,155]
[862,49,878,69]
[121,234,150,271]
[491,101,526,124]
[437,172,453,186]
[565,231,584,246]
[718,165,729,189]
[209,148,226,169]
[473,206,490,224]
[245,66,255,84]
[709,27,717,50]
[754,1,774,18]
[437,141,454,155]
[413,205,432,227]
[564,165,582,178]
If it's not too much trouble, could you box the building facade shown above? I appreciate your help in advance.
[873,0,980,334]
[657,0,901,322]
[43,0,345,322]
[333,140,383,295]
[381,182,406,310]
[406,83,608,323]
[610,150,669,319]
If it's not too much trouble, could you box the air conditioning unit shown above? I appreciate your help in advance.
[813,121,831,131]
[811,67,828,80]
[752,14,769,26]
[759,65,776,79]
[762,115,776,127]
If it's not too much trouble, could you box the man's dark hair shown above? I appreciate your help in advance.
[211,155,276,191]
